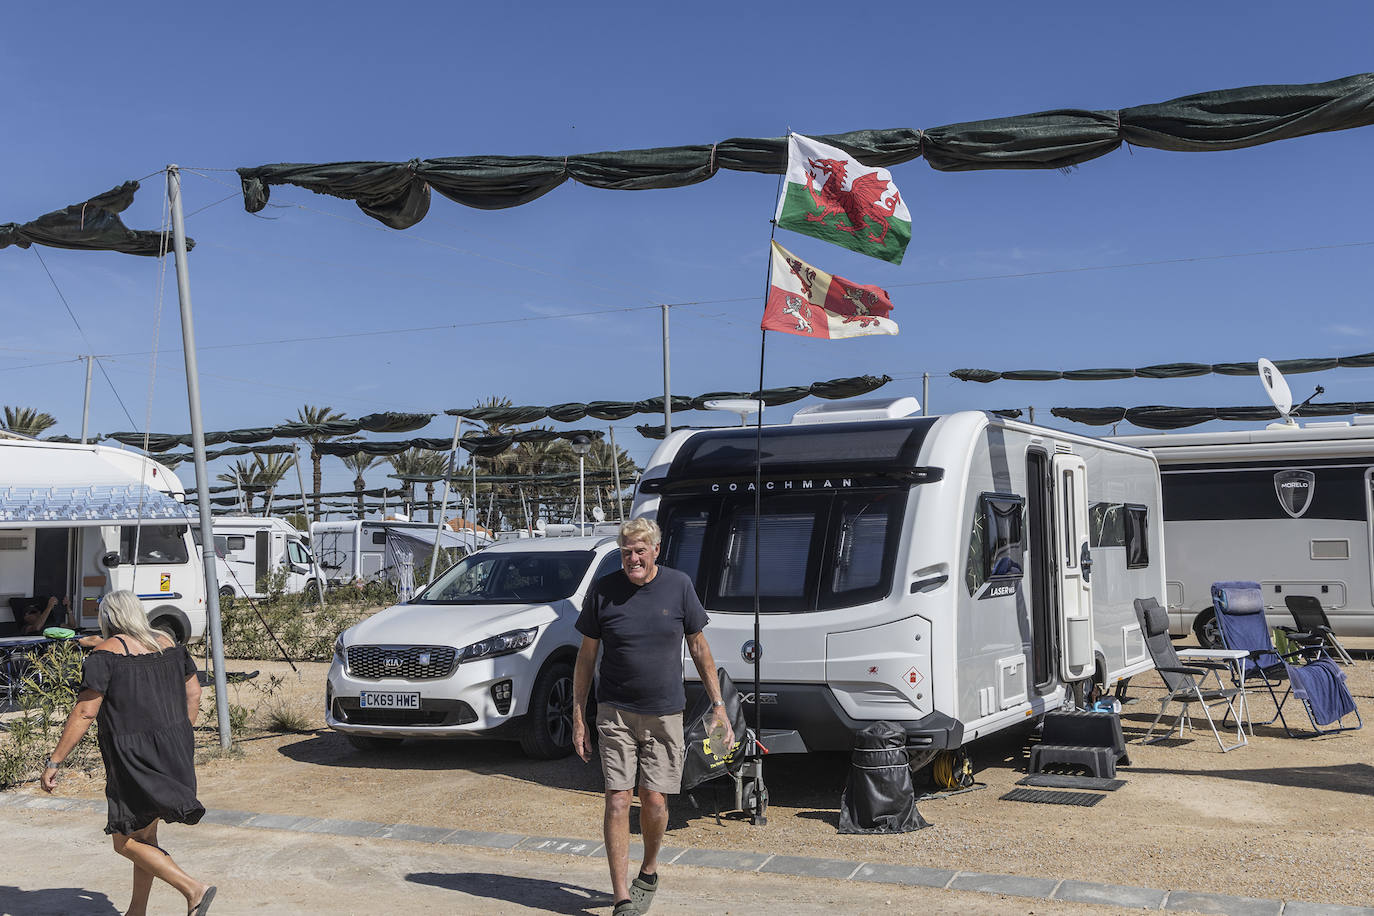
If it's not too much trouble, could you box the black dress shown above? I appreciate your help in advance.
[80,641,206,835]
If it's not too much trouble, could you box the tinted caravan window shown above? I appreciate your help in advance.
[1124,504,1149,568]
[965,493,1024,595]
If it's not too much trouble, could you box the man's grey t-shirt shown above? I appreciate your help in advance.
[575,566,708,716]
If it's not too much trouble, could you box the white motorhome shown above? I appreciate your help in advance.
[631,400,1164,757]
[311,520,491,590]
[0,435,206,643]
[194,516,318,599]
[1112,419,1374,643]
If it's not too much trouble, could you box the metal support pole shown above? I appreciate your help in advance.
[292,443,327,609]
[922,372,929,417]
[608,425,623,521]
[662,304,672,436]
[80,355,94,443]
[428,416,463,583]
[167,165,231,749]
[578,455,586,531]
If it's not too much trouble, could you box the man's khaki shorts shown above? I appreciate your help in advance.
[596,705,685,794]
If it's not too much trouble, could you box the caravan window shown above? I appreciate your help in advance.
[119,525,190,565]
[965,493,1024,595]
[227,535,246,551]
[657,487,906,614]
[286,540,312,566]
[1089,503,1125,548]
[371,531,387,546]
[1124,504,1149,568]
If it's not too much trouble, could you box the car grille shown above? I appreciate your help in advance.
[346,645,457,681]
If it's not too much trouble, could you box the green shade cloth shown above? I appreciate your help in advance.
[952,350,1374,383]
[450,375,891,424]
[238,74,1374,228]
[1052,400,1374,430]
[108,412,433,452]
[1,182,193,257]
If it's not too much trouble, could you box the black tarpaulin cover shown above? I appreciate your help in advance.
[1052,400,1374,429]
[451,375,892,424]
[952,351,1374,383]
[312,428,603,458]
[108,412,434,452]
[0,182,192,257]
[837,721,930,835]
[238,74,1374,228]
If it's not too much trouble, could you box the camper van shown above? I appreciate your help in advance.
[630,400,1164,756]
[1112,420,1374,643]
[195,516,318,599]
[311,520,490,590]
[0,435,207,643]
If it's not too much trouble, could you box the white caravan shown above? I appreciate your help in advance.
[631,400,1164,756]
[311,520,491,589]
[1112,420,1374,642]
[0,435,206,642]
[195,516,318,599]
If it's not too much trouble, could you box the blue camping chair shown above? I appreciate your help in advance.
[1211,582,1362,737]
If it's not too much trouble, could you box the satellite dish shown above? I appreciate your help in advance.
[1258,357,1298,428]
[592,506,606,522]
[703,398,765,426]
[535,517,547,532]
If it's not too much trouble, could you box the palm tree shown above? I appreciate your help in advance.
[387,448,449,522]
[338,452,382,519]
[292,405,347,518]
[585,436,639,522]
[3,406,58,438]
[216,459,262,513]
[251,453,297,514]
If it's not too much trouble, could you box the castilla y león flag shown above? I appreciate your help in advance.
[775,133,911,265]
[763,241,898,340]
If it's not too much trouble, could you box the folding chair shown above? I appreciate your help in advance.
[1212,582,1361,737]
[1133,598,1247,752]
[1282,595,1355,666]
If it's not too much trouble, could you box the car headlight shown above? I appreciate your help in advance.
[333,636,346,667]
[458,627,538,663]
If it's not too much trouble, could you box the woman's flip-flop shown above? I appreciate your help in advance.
[190,885,217,915]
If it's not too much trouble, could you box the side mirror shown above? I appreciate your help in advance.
[101,551,121,568]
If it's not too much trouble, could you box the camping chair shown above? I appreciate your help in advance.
[1282,595,1355,666]
[1133,598,1247,752]
[1211,582,1362,737]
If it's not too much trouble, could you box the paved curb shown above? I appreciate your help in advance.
[5,792,1371,916]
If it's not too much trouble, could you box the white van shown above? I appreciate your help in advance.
[195,516,318,599]
[630,400,1164,759]
[1112,419,1374,642]
[0,435,206,643]
[310,520,489,589]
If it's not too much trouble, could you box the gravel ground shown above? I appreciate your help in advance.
[32,645,1374,909]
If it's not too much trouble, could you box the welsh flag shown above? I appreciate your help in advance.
[762,241,898,340]
[774,134,911,265]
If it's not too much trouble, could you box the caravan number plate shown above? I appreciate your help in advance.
[359,691,420,709]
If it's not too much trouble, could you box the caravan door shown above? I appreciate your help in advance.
[1052,453,1094,681]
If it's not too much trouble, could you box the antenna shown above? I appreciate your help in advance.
[703,398,765,427]
[1258,358,1298,429]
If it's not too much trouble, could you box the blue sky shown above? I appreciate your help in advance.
[3,3,1371,506]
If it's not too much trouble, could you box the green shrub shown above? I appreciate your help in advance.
[0,641,100,790]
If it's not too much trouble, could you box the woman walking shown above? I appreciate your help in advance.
[41,590,216,915]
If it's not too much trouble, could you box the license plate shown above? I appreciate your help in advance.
[358,691,420,709]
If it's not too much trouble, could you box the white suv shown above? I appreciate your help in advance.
[326,535,622,758]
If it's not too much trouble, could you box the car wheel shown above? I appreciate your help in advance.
[219,586,235,599]
[345,734,404,752]
[520,661,575,759]
[1193,608,1224,648]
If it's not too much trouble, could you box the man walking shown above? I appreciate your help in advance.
[573,517,733,916]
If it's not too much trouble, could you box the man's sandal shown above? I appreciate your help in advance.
[629,871,658,913]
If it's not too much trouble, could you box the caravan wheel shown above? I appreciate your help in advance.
[1193,609,1224,649]
[151,618,185,645]
[219,586,235,599]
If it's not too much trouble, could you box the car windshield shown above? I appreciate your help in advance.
[415,550,595,604]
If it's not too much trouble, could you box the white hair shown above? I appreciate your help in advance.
[99,590,164,653]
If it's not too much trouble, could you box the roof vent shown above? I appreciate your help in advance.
[1352,415,1374,426]
[1304,421,1352,429]
[791,396,921,425]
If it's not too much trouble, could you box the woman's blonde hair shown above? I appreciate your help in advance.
[618,517,661,547]
[99,590,165,653]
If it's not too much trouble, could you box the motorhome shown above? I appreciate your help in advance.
[194,516,318,599]
[311,519,491,590]
[0,435,206,643]
[631,399,1164,757]
[1112,419,1374,643]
